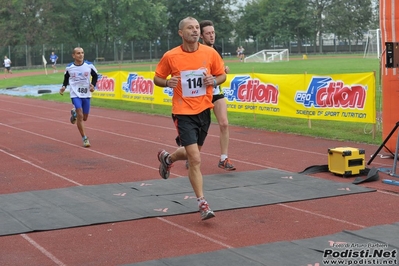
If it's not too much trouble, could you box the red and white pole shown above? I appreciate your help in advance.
[380,0,399,152]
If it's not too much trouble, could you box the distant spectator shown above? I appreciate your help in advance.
[50,52,59,73]
[3,56,12,77]
[238,46,245,62]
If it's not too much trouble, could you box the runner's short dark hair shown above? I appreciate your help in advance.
[199,20,214,34]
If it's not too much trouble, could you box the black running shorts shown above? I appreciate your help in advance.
[212,93,224,103]
[173,108,211,147]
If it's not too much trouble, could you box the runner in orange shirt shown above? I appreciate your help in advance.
[154,16,226,220]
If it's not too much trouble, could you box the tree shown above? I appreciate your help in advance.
[0,0,380,65]
[51,0,168,59]
[234,0,265,43]
[369,0,379,29]
[324,0,372,51]
[235,0,313,53]
[266,0,313,53]
[307,0,332,53]
[0,0,57,65]
[165,0,236,49]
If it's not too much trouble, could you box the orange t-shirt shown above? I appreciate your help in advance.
[155,43,225,115]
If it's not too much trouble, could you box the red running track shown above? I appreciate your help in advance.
[0,95,398,266]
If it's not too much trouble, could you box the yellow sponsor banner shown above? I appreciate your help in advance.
[92,71,121,100]
[95,71,375,123]
[222,72,375,123]
[99,71,173,106]
[119,72,154,103]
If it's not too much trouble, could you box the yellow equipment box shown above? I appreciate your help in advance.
[328,147,366,177]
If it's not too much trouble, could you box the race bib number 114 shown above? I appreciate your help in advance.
[181,70,206,97]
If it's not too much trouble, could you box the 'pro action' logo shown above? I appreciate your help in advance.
[122,73,154,95]
[295,77,367,109]
[96,74,115,92]
[225,76,279,104]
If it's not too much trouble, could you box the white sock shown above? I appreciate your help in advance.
[220,154,228,161]
[165,155,172,165]
[197,197,206,207]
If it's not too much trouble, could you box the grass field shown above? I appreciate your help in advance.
[1,54,383,145]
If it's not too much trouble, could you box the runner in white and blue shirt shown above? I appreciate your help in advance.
[59,47,98,147]
[62,60,98,99]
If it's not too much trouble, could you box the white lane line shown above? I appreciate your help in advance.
[157,217,234,249]
[3,99,398,266]
[0,106,329,156]
[376,189,399,197]
[2,106,392,171]
[0,123,172,175]
[279,203,366,228]
[157,201,369,250]
[1,121,267,175]
[0,106,391,168]
[0,119,303,171]
[1,149,83,186]
[20,234,66,266]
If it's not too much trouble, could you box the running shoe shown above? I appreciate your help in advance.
[199,201,215,220]
[70,108,77,124]
[157,149,172,179]
[83,137,91,148]
[218,158,236,171]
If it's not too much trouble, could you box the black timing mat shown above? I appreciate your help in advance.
[0,169,375,236]
[124,222,399,266]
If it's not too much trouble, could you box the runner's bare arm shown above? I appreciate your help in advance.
[154,75,180,88]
